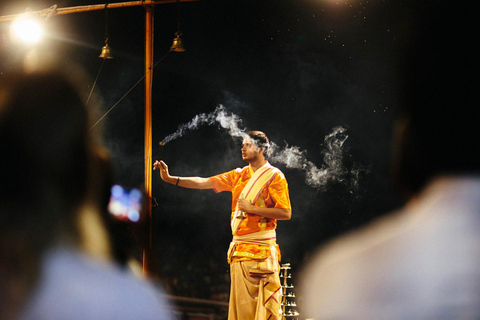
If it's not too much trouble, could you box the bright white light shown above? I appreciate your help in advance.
[11,16,43,45]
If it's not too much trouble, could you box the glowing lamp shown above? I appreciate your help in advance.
[11,16,43,45]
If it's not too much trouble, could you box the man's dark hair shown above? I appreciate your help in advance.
[247,131,270,157]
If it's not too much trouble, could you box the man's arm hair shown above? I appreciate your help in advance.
[168,176,214,190]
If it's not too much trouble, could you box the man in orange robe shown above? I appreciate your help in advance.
[154,131,292,319]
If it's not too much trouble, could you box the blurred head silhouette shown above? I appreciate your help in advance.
[0,65,102,319]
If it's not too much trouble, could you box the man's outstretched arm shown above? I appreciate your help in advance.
[153,160,214,190]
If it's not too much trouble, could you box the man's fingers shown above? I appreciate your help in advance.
[153,160,168,171]
[160,161,167,170]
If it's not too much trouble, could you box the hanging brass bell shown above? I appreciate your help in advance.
[99,43,114,59]
[170,32,185,52]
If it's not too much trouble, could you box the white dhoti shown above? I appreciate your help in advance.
[227,230,282,320]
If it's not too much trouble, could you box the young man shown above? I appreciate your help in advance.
[154,131,292,319]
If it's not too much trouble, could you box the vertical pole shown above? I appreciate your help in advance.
[143,2,154,275]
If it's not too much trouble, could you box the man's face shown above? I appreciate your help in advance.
[241,138,261,162]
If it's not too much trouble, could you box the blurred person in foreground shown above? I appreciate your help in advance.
[0,66,173,320]
[300,2,480,319]
[154,131,292,319]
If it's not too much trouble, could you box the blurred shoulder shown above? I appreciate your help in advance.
[23,248,174,320]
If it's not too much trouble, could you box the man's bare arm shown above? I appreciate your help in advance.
[237,198,292,220]
[153,160,214,190]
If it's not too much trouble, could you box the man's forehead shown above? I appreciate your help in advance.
[242,137,255,144]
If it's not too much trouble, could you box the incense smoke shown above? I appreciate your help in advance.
[159,105,363,190]
[269,127,353,190]
[272,128,365,192]
[160,105,248,146]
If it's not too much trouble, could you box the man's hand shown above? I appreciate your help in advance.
[237,198,254,213]
[153,160,170,182]
[153,160,214,189]
[237,197,292,220]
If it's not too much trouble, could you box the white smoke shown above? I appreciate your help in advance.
[213,105,248,140]
[160,105,247,145]
[269,127,355,190]
[159,106,363,190]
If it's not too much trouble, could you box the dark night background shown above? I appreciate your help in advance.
[1,0,412,302]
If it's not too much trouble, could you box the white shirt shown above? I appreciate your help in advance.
[21,247,174,320]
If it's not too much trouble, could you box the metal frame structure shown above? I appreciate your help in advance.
[0,0,198,274]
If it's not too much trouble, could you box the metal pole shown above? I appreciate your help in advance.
[143,2,154,275]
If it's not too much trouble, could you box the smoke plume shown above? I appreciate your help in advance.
[160,105,247,146]
[159,106,363,190]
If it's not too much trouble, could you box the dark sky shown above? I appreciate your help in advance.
[1,0,411,298]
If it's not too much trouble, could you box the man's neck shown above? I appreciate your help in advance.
[248,158,267,172]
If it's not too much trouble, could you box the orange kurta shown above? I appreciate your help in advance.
[210,164,291,237]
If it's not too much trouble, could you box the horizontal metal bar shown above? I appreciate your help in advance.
[0,0,199,22]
